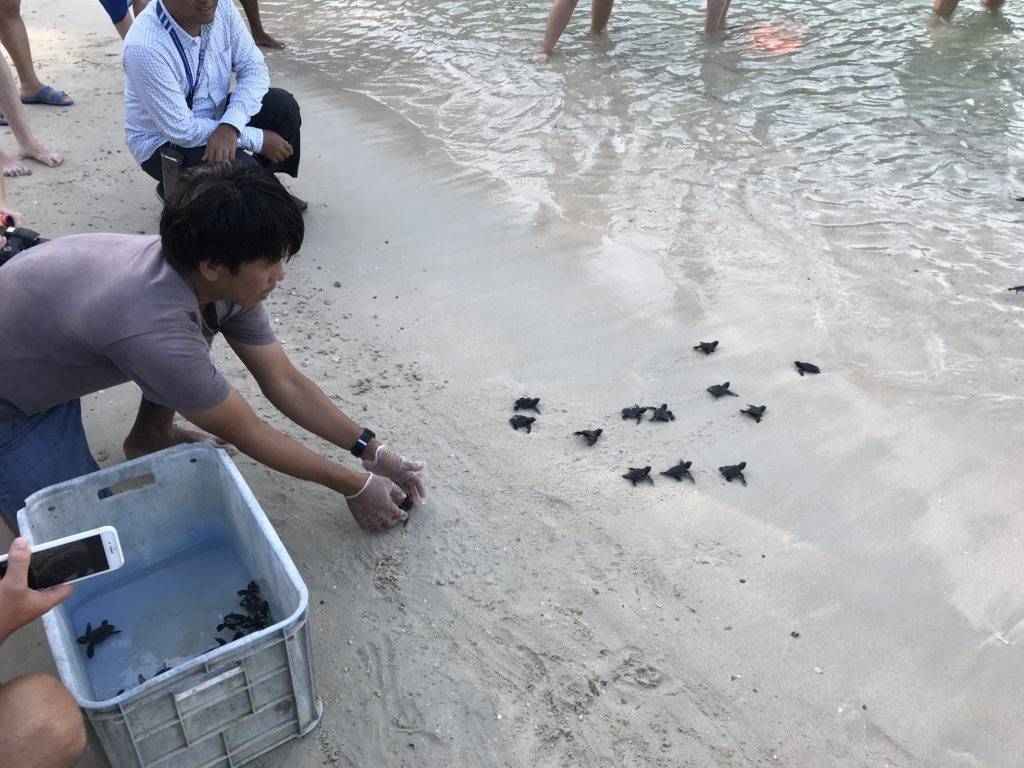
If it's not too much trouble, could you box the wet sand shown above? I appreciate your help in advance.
[2,1,1023,767]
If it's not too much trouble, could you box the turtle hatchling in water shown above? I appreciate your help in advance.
[740,404,767,423]
[661,460,694,482]
[77,620,121,660]
[514,397,540,413]
[649,404,675,422]
[621,405,650,424]
[574,429,603,446]
[622,466,654,486]
[719,462,747,486]
[693,340,719,355]
[707,382,738,398]
[794,361,821,376]
[509,415,535,433]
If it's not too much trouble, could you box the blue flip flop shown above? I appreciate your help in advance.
[20,85,73,106]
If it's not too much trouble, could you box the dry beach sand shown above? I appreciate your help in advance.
[1,1,1024,766]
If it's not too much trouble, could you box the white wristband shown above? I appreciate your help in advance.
[345,474,373,500]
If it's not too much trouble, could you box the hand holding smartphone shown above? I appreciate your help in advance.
[0,529,124,643]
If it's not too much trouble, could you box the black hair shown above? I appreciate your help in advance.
[160,161,304,274]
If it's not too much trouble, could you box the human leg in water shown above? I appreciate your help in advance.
[706,0,732,33]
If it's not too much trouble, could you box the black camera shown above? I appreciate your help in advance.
[0,226,46,268]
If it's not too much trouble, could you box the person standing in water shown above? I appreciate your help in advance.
[540,0,733,56]
[932,0,1005,20]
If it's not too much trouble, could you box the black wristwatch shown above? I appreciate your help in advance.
[350,427,376,458]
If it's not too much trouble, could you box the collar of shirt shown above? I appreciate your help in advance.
[154,1,206,46]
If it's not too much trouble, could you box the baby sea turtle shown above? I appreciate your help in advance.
[1009,286,1024,293]
[77,620,121,659]
[740,404,767,423]
[622,466,653,486]
[621,404,650,424]
[398,495,414,512]
[137,673,147,685]
[514,397,540,413]
[154,662,171,676]
[693,340,719,355]
[574,429,603,446]
[509,415,535,433]
[649,404,675,422]
[217,612,252,632]
[719,462,747,486]
[661,460,694,483]
[794,361,820,376]
[707,382,738,398]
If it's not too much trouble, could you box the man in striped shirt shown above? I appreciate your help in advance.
[123,0,302,202]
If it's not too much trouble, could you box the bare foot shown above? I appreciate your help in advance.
[252,32,285,49]
[20,141,62,168]
[123,425,238,460]
[0,153,30,177]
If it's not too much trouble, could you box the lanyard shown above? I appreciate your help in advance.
[155,1,208,109]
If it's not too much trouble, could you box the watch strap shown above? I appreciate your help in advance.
[350,427,376,458]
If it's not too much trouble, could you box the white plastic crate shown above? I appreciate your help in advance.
[18,443,322,768]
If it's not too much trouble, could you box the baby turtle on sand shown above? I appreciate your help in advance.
[398,494,414,527]
[514,397,540,413]
[77,620,121,659]
[622,466,653,486]
[661,460,694,483]
[693,340,719,355]
[621,405,650,424]
[154,662,171,676]
[794,361,820,376]
[740,405,767,423]
[719,462,747,486]
[509,415,535,433]
[707,382,738,398]
[1009,286,1024,293]
[650,404,675,422]
[574,429,603,446]
[137,673,147,685]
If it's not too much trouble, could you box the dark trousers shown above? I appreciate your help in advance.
[141,87,301,181]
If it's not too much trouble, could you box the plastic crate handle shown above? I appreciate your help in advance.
[172,665,256,747]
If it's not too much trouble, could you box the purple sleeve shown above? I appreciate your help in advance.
[104,328,230,413]
[220,302,276,346]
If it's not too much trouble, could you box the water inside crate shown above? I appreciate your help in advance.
[69,535,256,701]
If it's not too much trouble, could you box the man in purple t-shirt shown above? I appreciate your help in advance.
[0,162,426,767]
[0,161,425,533]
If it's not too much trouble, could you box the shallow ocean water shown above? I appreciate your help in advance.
[272,0,1024,399]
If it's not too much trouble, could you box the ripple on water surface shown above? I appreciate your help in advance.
[271,0,1024,397]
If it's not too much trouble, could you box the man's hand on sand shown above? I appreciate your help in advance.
[203,124,239,163]
[345,473,409,532]
[362,445,426,504]
[0,538,72,644]
[259,130,293,165]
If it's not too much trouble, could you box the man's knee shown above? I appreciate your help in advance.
[264,87,301,131]
[0,674,87,767]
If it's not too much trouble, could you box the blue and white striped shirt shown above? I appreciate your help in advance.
[123,0,269,164]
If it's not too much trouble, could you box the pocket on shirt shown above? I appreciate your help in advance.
[203,50,233,107]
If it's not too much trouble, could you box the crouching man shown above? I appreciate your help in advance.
[0,161,424,530]
[124,0,302,203]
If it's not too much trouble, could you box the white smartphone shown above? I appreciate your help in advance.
[0,526,124,589]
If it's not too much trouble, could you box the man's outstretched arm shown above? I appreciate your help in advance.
[230,340,426,502]
[182,388,409,531]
